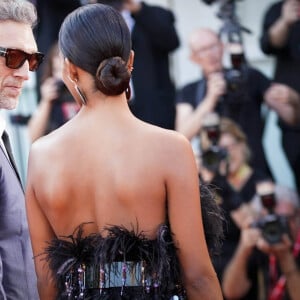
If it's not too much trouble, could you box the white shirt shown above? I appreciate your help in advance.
[0,113,10,159]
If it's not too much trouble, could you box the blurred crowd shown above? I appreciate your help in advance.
[2,0,300,299]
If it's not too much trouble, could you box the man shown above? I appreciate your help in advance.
[98,0,180,130]
[260,0,300,194]
[0,0,44,298]
[176,28,300,178]
[222,182,300,300]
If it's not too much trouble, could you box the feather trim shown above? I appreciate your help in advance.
[200,183,225,256]
[44,223,186,299]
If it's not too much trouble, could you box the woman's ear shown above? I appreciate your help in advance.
[64,58,79,83]
[127,50,135,72]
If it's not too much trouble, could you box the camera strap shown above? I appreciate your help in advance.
[268,230,300,300]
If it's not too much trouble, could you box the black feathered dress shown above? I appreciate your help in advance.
[43,184,223,300]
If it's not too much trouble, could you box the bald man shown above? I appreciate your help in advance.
[175,28,300,179]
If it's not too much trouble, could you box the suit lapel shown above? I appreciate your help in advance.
[1,131,22,185]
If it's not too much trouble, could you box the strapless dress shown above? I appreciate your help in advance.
[45,223,187,299]
[44,184,224,299]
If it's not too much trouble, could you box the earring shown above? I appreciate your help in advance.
[67,75,87,106]
[125,85,131,101]
[75,84,87,105]
[129,65,134,72]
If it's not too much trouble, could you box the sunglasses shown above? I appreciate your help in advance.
[0,46,44,71]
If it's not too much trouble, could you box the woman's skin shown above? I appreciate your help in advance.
[26,54,223,299]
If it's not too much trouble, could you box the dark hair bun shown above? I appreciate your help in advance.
[95,56,130,96]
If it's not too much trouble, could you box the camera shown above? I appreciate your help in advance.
[224,68,244,93]
[55,79,66,94]
[201,0,250,93]
[223,42,248,97]
[54,79,72,103]
[201,113,228,172]
[252,214,290,245]
[201,0,248,39]
[251,182,290,244]
[201,145,228,173]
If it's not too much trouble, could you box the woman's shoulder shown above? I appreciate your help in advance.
[28,123,75,170]
[143,122,192,152]
[138,123,196,170]
[29,134,56,161]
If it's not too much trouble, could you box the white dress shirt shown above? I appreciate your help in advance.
[0,114,10,159]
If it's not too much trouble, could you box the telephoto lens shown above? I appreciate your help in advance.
[251,181,290,244]
[201,113,228,172]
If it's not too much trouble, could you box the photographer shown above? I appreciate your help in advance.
[28,42,80,142]
[97,0,180,130]
[222,182,300,300]
[199,115,268,292]
[176,28,300,179]
[260,0,300,195]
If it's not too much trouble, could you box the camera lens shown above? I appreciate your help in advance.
[261,215,283,244]
[201,146,227,172]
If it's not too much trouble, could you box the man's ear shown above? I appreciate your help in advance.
[65,58,79,82]
[189,52,198,64]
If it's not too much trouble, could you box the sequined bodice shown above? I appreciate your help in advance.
[45,224,186,300]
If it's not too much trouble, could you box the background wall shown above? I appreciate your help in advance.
[3,0,295,189]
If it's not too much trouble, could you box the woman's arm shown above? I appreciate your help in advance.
[166,134,223,299]
[25,147,57,299]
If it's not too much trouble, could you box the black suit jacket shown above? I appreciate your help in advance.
[0,145,38,299]
[129,2,180,129]
[34,0,81,54]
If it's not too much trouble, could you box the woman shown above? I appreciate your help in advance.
[25,4,222,300]
[199,116,269,293]
[200,115,269,213]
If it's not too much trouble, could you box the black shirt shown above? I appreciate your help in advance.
[260,0,300,131]
[176,67,272,177]
[210,169,268,300]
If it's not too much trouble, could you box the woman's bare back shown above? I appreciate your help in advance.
[26,106,223,300]
[28,112,185,239]
[25,4,223,297]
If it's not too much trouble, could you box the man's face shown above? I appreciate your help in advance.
[189,31,223,76]
[0,20,37,110]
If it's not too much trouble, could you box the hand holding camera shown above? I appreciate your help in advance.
[207,72,227,102]
[251,181,291,245]
[256,231,293,258]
